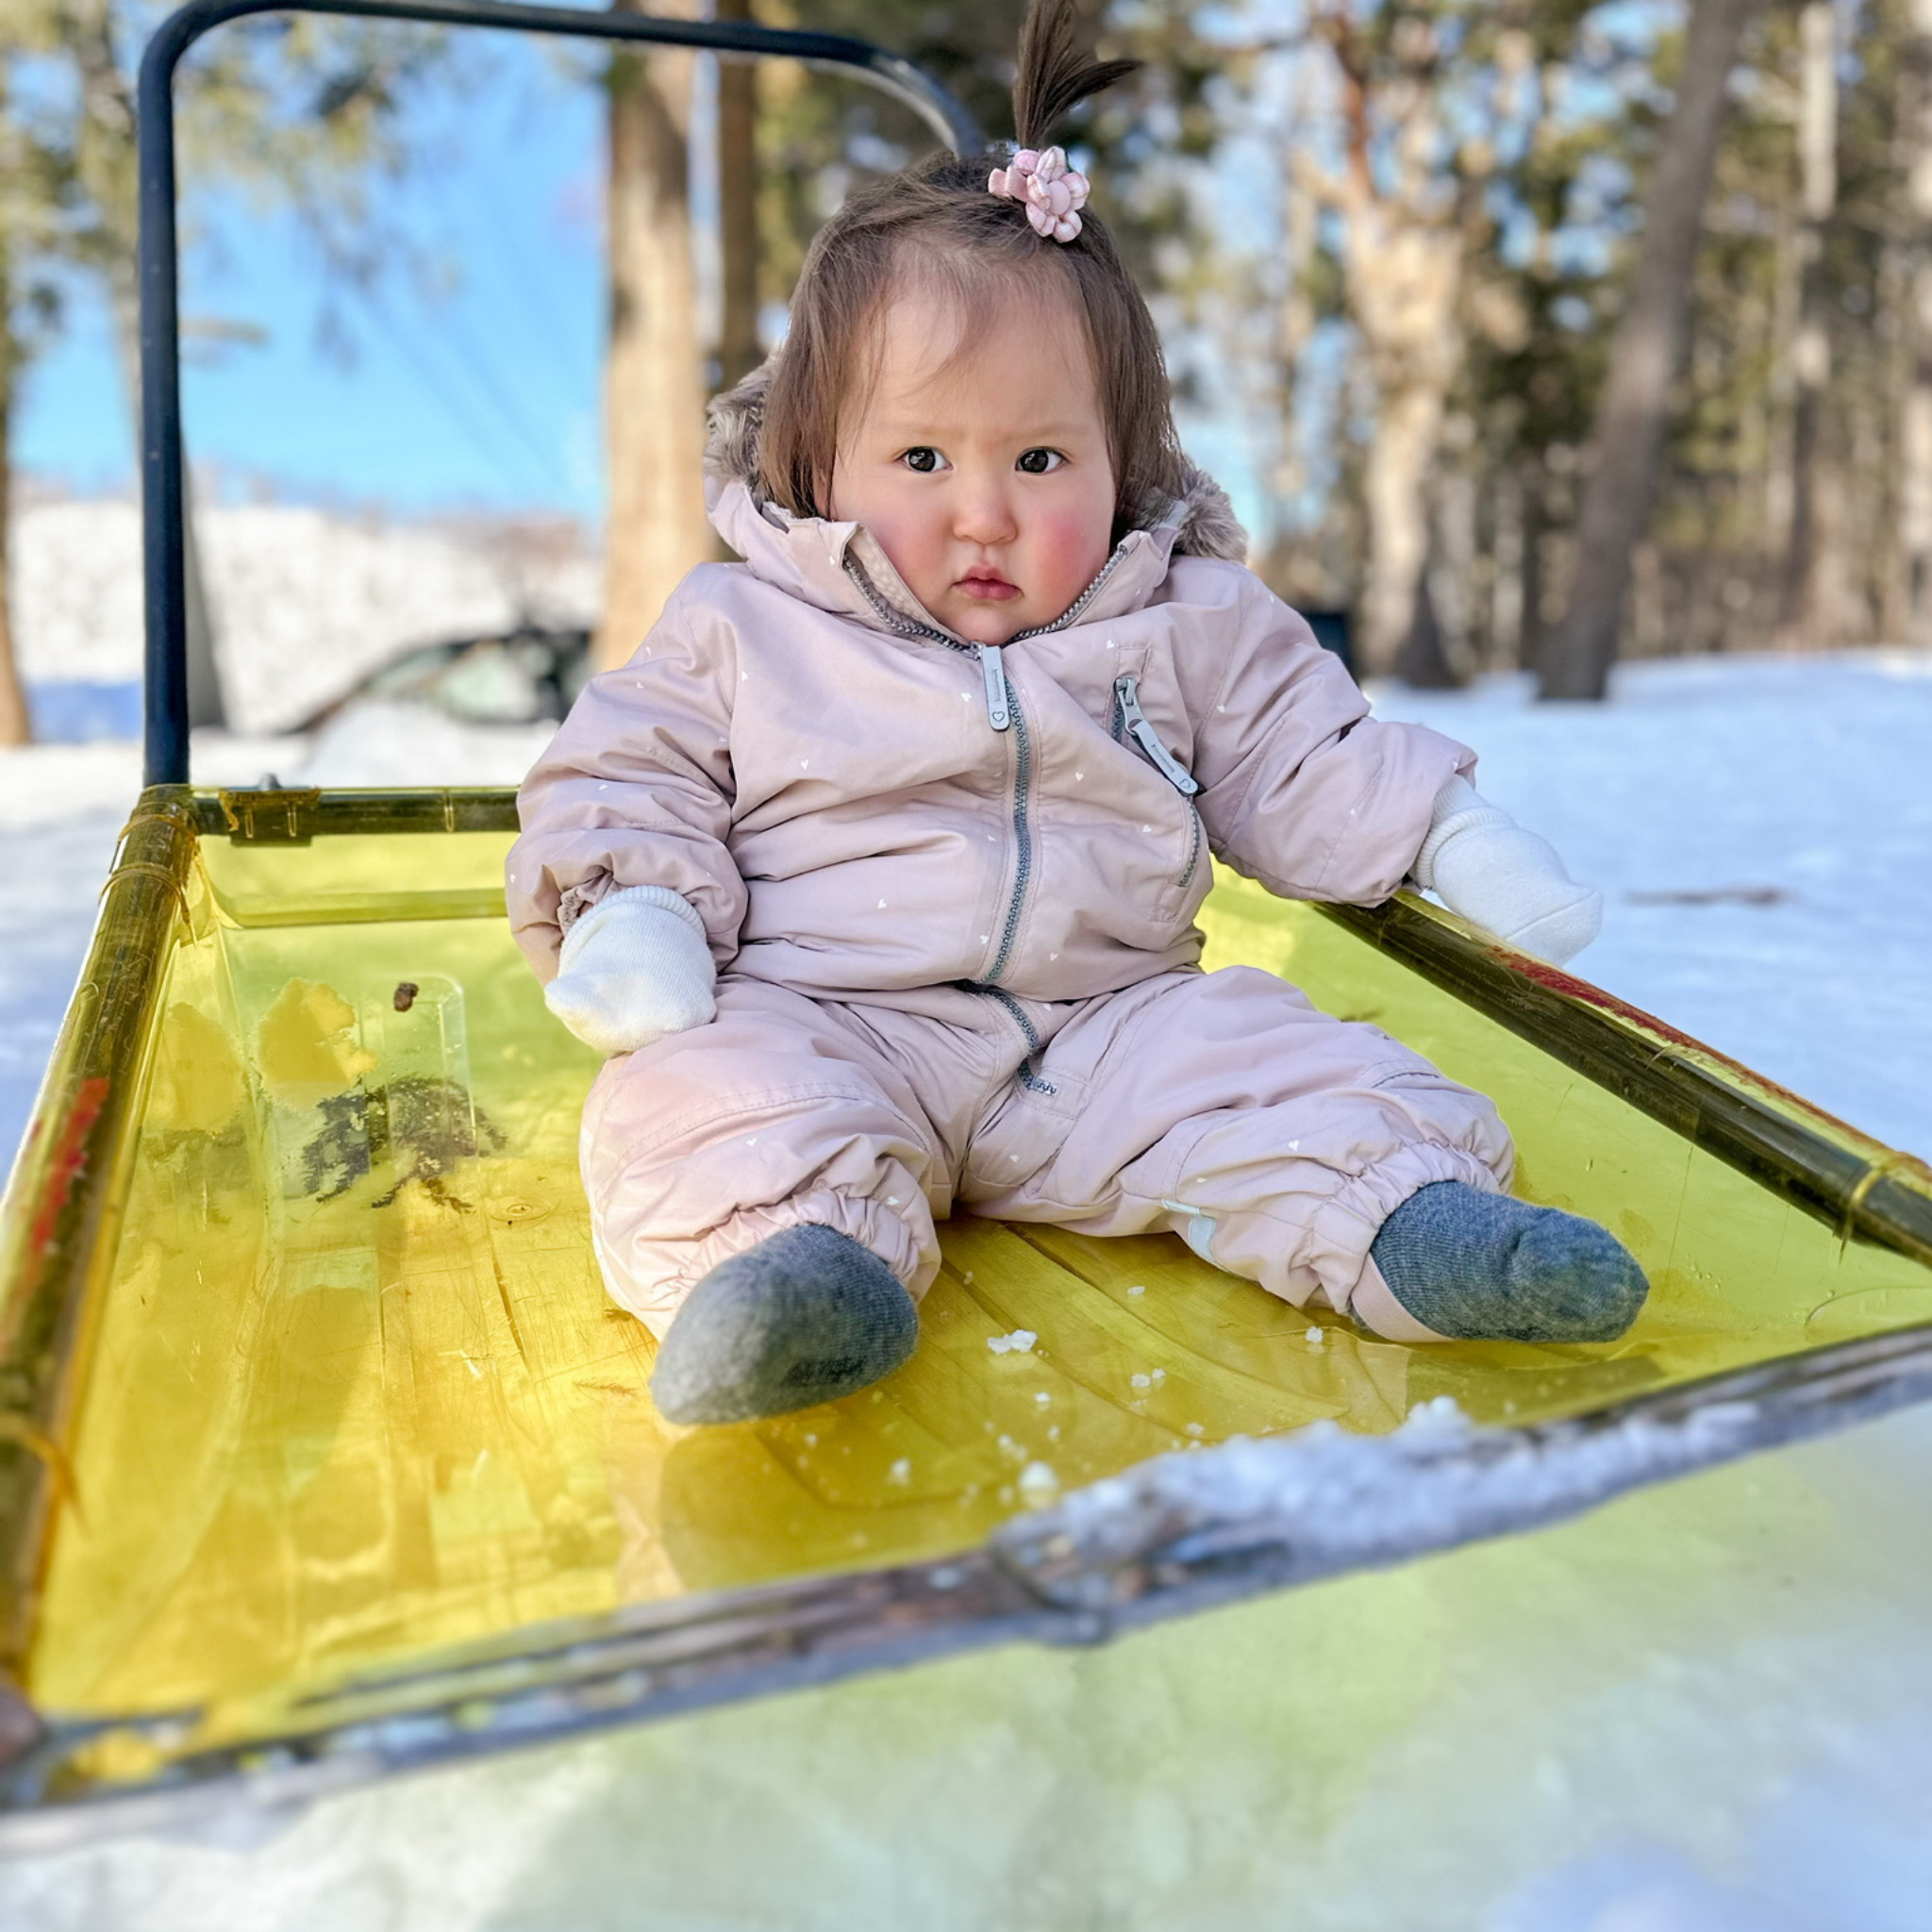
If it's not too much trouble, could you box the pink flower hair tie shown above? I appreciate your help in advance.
[988,145,1090,243]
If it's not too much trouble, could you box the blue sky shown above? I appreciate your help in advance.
[18,33,608,519]
[13,16,1286,535]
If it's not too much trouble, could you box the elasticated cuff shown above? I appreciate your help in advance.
[1304,1141,1507,1333]
[594,1187,938,1341]
[558,883,706,967]
[1347,1256,1451,1342]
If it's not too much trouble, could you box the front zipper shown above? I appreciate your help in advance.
[841,543,1130,724]
[961,982,1058,1094]
[842,556,1011,729]
[986,674,1032,983]
[1005,545,1129,643]
[840,546,1135,984]
[978,644,1010,730]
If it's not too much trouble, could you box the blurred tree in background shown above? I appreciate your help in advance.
[0,11,72,748]
[11,0,1932,706]
[1541,0,1763,699]
[698,0,1803,691]
[593,0,1037,665]
[0,1,451,736]
[1117,0,1932,692]
[596,0,711,671]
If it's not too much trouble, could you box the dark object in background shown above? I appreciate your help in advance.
[393,981,420,1012]
[1626,885,1791,908]
[298,624,593,732]
[1301,609,1353,677]
[1397,576,1460,691]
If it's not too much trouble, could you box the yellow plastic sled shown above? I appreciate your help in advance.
[0,784,1928,1840]
[5,0,1931,1851]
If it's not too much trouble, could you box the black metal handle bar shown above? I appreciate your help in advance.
[139,0,983,785]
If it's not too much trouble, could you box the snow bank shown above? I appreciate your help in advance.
[11,498,597,734]
[295,700,558,789]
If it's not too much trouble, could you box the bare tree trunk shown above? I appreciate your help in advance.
[1274,120,1320,515]
[0,303,32,749]
[1901,0,1932,641]
[1341,228,1465,679]
[1341,208,1465,678]
[1874,226,1911,639]
[1631,539,1666,657]
[1539,0,1764,701]
[1303,12,1468,682]
[1397,570,1460,688]
[1490,464,1523,668]
[67,1,227,728]
[1434,447,1478,669]
[1777,0,1837,647]
[595,0,712,673]
[0,82,31,748]
[1360,380,1447,676]
[714,0,761,392]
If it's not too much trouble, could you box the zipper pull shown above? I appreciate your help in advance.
[1114,676,1200,795]
[979,643,1011,731]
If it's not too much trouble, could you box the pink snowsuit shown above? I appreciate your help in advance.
[507,374,1513,1343]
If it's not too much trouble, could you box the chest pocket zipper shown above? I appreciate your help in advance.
[1176,808,1204,891]
[1113,675,1200,796]
[1113,675,1206,892]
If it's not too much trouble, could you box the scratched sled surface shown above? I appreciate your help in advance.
[3,785,1927,1788]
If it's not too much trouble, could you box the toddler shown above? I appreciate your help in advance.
[507,0,1646,1425]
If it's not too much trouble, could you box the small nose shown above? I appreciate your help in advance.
[952,469,1019,546]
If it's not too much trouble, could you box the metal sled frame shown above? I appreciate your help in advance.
[0,0,1929,1850]
[140,0,981,791]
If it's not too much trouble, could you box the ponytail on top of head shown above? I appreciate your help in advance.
[1012,0,1139,151]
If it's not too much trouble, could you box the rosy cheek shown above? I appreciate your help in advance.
[863,504,948,591]
[1029,504,1111,585]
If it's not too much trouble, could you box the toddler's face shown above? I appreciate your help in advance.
[827,281,1116,644]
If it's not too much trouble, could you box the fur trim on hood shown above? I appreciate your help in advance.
[705,358,1249,564]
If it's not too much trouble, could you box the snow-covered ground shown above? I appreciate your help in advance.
[1371,651,1932,1158]
[0,650,1929,1929]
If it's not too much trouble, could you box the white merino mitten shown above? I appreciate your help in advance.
[1411,776,1603,965]
[545,886,717,1055]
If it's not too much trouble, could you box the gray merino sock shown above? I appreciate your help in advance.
[1369,1181,1648,1343]
[650,1224,920,1425]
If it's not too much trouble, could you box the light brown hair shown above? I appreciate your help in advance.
[758,0,1186,538]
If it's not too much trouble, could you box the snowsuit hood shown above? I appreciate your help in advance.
[700,358,1251,641]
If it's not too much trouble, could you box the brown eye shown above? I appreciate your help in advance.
[1017,448,1065,475]
[901,446,946,474]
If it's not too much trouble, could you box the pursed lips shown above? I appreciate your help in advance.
[956,569,1019,602]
